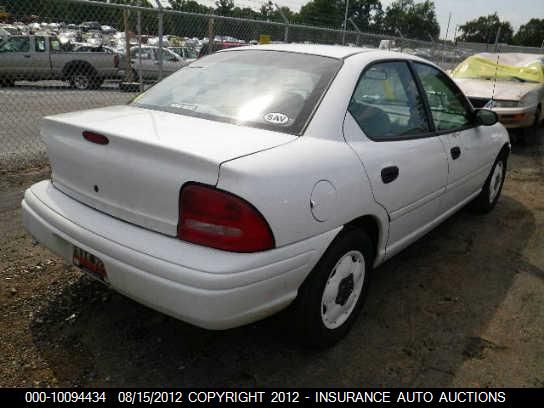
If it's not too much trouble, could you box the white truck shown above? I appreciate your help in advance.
[0,35,120,89]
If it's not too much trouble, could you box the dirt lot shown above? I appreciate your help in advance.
[1,135,543,388]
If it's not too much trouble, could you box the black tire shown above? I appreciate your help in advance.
[470,153,507,214]
[0,78,15,87]
[69,72,92,90]
[293,228,374,348]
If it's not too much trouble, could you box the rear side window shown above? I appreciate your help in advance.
[413,63,473,132]
[133,50,343,135]
[35,37,46,52]
[349,61,430,140]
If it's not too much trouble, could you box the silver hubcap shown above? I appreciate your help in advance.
[73,75,89,89]
[321,250,365,329]
[489,161,504,204]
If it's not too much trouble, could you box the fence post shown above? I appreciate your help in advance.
[208,16,215,54]
[136,1,143,90]
[157,2,164,81]
[123,8,133,82]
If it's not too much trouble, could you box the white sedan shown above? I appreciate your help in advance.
[22,44,510,347]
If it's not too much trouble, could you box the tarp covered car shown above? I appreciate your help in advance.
[451,53,544,136]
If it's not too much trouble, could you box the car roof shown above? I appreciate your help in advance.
[219,43,375,59]
[218,43,429,62]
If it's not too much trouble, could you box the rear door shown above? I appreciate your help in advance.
[27,36,51,79]
[411,62,495,212]
[343,60,449,255]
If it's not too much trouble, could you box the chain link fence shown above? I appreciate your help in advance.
[1,0,543,170]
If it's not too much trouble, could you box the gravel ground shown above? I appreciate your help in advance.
[0,134,543,388]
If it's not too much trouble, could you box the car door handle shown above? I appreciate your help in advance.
[23,54,31,58]
[381,166,399,184]
[451,146,461,160]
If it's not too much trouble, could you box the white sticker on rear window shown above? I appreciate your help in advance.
[264,112,289,125]
[171,103,197,111]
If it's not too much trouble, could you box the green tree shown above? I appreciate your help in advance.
[215,0,234,16]
[349,0,384,33]
[170,0,213,14]
[458,13,514,44]
[513,18,544,47]
[298,0,344,28]
[382,0,439,40]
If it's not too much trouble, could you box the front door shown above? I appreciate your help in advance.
[0,36,31,78]
[343,61,449,256]
[411,62,495,212]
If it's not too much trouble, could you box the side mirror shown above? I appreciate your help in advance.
[475,109,499,126]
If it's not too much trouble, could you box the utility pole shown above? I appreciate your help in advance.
[442,12,451,65]
[342,0,350,45]
[494,24,502,52]
[275,3,289,43]
[348,17,361,46]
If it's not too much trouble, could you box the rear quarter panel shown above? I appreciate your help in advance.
[217,136,389,261]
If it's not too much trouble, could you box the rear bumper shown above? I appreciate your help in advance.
[22,181,340,329]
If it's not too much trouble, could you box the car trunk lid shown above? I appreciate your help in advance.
[42,105,295,236]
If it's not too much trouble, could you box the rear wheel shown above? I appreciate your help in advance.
[470,153,507,214]
[0,78,15,87]
[70,73,92,90]
[294,228,373,348]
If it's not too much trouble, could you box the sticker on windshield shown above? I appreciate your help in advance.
[264,112,289,125]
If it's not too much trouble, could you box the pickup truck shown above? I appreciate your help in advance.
[0,35,120,90]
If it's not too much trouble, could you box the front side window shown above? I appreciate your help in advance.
[50,39,61,52]
[0,37,30,52]
[349,61,430,140]
[133,50,342,135]
[156,48,177,62]
[413,63,473,132]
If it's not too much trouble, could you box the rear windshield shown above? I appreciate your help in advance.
[132,50,342,135]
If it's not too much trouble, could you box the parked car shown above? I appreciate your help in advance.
[168,46,198,63]
[198,41,243,58]
[79,21,101,32]
[0,35,120,89]
[452,53,544,138]
[22,44,510,347]
[119,45,188,81]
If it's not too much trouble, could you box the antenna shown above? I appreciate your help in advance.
[490,53,500,106]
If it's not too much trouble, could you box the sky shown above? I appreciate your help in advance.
[194,0,544,39]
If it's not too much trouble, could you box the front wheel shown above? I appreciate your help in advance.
[470,154,507,214]
[293,228,374,348]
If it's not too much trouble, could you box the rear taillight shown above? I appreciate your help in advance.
[114,54,120,68]
[178,183,274,253]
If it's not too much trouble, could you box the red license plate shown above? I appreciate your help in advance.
[73,247,107,280]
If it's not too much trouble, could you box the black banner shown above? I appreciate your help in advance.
[1,388,542,406]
